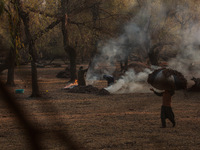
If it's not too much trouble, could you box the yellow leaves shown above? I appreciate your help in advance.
[15,36,20,48]
[15,35,25,65]
[15,35,24,50]
[22,43,25,48]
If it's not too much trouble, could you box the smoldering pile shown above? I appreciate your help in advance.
[65,85,110,95]
[148,68,187,90]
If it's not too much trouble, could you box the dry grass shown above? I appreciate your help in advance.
[0,64,200,150]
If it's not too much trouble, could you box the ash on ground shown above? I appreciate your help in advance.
[64,85,110,95]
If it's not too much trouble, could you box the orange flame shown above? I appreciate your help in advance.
[64,80,78,89]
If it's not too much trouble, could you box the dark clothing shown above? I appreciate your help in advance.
[153,90,176,127]
[103,75,114,86]
[78,68,88,86]
[161,106,175,127]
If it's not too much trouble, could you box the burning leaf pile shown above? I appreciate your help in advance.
[148,68,187,90]
[65,85,110,95]
[64,80,78,89]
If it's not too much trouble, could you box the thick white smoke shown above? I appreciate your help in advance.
[86,39,126,84]
[86,1,200,93]
[168,23,200,79]
[165,2,200,80]
[86,3,152,84]
[105,68,152,94]
[86,1,165,92]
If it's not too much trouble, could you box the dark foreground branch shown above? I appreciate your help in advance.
[0,80,41,150]
[0,80,82,150]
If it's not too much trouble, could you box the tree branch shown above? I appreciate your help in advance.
[33,18,62,41]
[25,6,62,18]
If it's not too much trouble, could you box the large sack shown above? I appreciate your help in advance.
[147,68,187,90]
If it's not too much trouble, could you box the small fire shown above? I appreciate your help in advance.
[64,80,78,89]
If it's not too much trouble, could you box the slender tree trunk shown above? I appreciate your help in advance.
[68,46,77,81]
[6,0,21,86]
[148,43,166,66]
[91,3,99,58]
[18,0,62,96]
[6,48,15,86]
[148,50,159,66]
[18,4,40,97]
[61,19,77,81]
[29,40,40,97]
[61,0,77,82]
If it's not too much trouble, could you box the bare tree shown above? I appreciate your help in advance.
[18,0,62,97]
[0,0,21,86]
[18,1,40,97]
[61,0,77,82]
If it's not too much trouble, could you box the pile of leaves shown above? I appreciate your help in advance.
[148,68,187,90]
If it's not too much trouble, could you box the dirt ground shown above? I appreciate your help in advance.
[0,63,200,150]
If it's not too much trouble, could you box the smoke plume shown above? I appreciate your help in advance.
[168,24,200,79]
[87,1,200,93]
[86,2,153,85]
[105,68,152,94]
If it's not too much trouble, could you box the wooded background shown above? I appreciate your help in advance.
[0,0,200,96]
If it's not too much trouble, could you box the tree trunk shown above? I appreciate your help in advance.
[18,0,62,96]
[61,2,77,82]
[6,48,15,86]
[19,5,40,97]
[6,0,21,86]
[148,49,159,66]
[68,46,77,81]
[91,3,100,60]
[148,43,166,66]
[29,40,40,97]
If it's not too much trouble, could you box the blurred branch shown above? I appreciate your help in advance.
[0,80,41,150]
[0,79,83,150]
[21,18,62,48]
